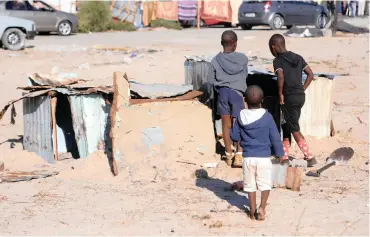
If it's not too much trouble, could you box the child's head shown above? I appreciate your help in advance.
[269,34,286,57]
[221,30,238,53]
[245,85,264,109]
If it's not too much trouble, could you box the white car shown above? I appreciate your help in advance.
[0,15,36,50]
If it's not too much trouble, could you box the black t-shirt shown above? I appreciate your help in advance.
[273,51,308,96]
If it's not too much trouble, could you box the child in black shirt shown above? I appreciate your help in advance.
[268,34,317,167]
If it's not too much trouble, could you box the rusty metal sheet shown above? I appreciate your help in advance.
[23,95,55,164]
[69,95,110,158]
[0,170,59,183]
[29,73,88,87]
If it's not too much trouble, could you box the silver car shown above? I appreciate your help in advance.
[0,0,78,36]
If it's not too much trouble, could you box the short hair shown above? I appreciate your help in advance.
[269,34,285,47]
[245,85,264,106]
[221,30,238,47]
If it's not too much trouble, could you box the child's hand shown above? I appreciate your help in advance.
[279,94,284,105]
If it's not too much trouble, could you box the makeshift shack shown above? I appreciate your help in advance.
[184,56,342,139]
[0,73,201,167]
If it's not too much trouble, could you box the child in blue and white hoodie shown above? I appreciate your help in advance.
[231,85,284,221]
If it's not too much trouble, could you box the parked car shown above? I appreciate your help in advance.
[0,15,36,50]
[0,0,78,36]
[238,0,329,30]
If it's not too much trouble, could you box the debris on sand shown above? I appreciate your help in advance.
[0,170,59,183]
[209,220,223,228]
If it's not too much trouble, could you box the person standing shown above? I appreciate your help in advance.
[207,30,248,168]
[268,34,317,167]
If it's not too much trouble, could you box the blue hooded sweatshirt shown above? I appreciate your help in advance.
[231,108,284,158]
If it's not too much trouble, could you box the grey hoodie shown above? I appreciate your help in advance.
[207,52,248,95]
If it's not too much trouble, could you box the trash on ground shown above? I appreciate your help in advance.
[202,162,218,168]
[285,27,324,38]
[0,170,59,183]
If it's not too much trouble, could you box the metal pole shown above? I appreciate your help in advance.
[197,0,201,29]
[331,1,338,36]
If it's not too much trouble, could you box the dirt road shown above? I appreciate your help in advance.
[0,28,368,235]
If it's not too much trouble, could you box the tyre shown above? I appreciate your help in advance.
[269,14,284,30]
[286,25,293,29]
[240,24,252,30]
[223,22,232,28]
[1,28,25,51]
[58,20,72,36]
[315,14,328,29]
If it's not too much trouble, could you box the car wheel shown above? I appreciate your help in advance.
[269,14,284,30]
[286,25,293,29]
[316,14,328,29]
[58,20,72,36]
[223,22,232,28]
[1,28,26,51]
[240,24,252,30]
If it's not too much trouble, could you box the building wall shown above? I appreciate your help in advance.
[43,0,77,13]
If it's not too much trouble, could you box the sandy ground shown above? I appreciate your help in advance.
[0,27,369,235]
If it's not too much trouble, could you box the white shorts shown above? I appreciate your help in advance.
[243,157,272,192]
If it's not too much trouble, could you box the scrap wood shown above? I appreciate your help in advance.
[130,90,203,105]
[110,72,131,176]
[0,170,59,183]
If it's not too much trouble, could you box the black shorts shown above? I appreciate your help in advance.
[281,94,305,134]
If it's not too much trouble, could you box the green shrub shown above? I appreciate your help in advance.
[107,21,136,32]
[150,19,183,30]
[77,1,111,33]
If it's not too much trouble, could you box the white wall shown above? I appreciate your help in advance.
[42,0,77,13]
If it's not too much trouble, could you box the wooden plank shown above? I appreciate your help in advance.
[285,167,295,189]
[292,168,303,192]
[110,72,130,176]
[51,96,58,161]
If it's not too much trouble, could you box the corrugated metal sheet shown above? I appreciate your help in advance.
[185,57,337,138]
[300,78,334,138]
[130,81,193,99]
[23,95,55,164]
[69,95,110,158]
[111,1,143,28]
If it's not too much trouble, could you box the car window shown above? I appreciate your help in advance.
[6,1,27,10]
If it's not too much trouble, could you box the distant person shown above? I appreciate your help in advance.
[231,85,284,221]
[12,0,26,10]
[349,0,358,17]
[207,30,248,168]
[268,34,317,167]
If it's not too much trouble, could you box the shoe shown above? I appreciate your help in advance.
[305,157,318,167]
[222,152,234,166]
[233,153,243,168]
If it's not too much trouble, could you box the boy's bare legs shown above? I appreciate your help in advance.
[247,192,257,220]
[221,115,232,153]
[258,190,270,221]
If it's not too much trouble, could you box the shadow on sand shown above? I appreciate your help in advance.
[195,169,250,213]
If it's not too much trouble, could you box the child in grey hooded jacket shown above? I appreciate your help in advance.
[207,30,248,167]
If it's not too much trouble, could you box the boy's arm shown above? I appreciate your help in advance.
[303,66,314,91]
[276,70,285,105]
[230,119,241,142]
[269,117,284,157]
[273,59,284,105]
